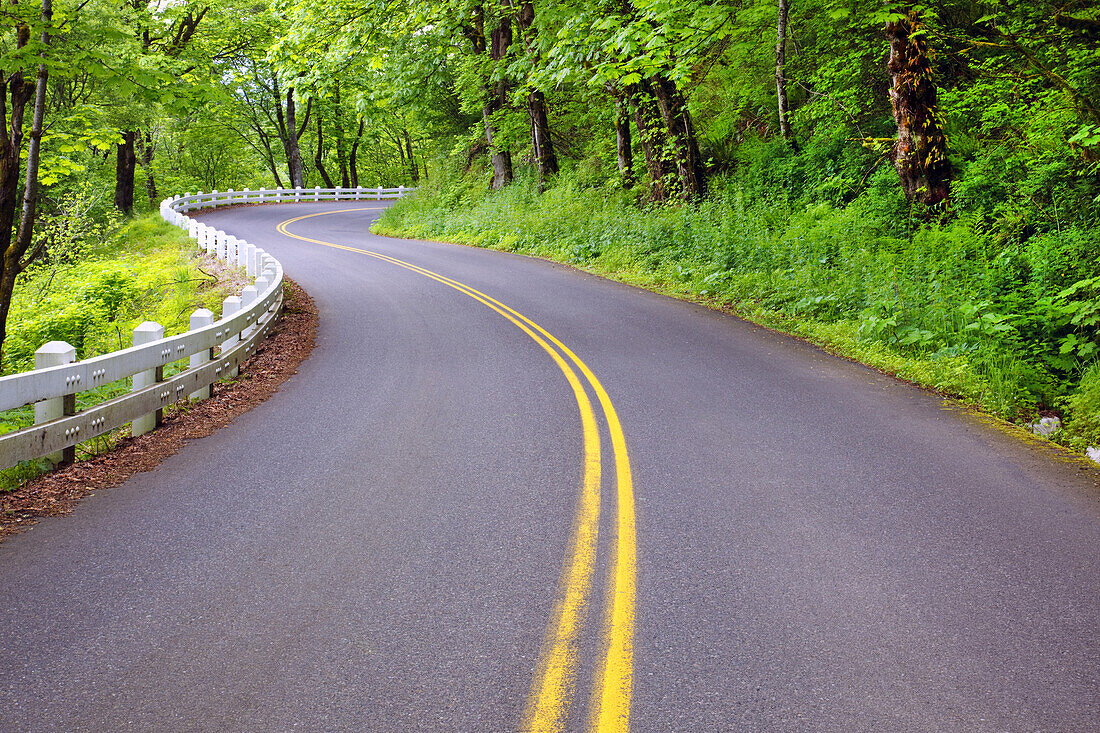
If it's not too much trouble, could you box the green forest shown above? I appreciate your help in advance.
[1,0,1099,451]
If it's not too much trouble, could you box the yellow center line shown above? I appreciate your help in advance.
[276,209,618,731]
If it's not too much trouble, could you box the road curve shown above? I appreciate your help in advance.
[1,201,1098,732]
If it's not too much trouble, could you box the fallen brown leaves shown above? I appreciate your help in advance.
[0,277,318,541]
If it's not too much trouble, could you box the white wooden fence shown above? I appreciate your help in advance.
[0,185,412,470]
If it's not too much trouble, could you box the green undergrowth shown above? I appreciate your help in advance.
[375,157,1100,453]
[1,213,239,490]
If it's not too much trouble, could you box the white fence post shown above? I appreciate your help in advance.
[189,309,214,400]
[132,321,165,437]
[255,274,271,300]
[398,185,405,198]
[221,296,241,377]
[245,243,257,276]
[236,238,249,269]
[34,341,77,465]
[240,285,258,338]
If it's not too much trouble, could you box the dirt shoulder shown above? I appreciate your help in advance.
[0,277,318,541]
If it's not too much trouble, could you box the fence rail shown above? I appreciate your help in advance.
[0,185,412,470]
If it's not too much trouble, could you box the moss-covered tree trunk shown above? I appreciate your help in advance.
[775,0,796,148]
[517,0,558,189]
[886,10,950,208]
[651,76,706,200]
[141,130,158,207]
[628,80,675,202]
[485,6,514,190]
[114,130,137,214]
[614,92,634,189]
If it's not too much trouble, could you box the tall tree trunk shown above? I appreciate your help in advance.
[886,10,950,208]
[527,90,557,187]
[333,85,349,188]
[628,80,674,202]
[516,0,558,188]
[775,0,797,148]
[614,93,634,189]
[0,0,50,363]
[349,120,364,188]
[403,130,419,183]
[651,76,706,200]
[277,85,309,189]
[114,130,137,214]
[484,6,514,190]
[314,115,334,188]
[140,130,158,206]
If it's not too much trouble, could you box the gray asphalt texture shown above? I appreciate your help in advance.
[1,202,1098,732]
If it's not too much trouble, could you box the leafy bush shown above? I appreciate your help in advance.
[1064,365,1100,449]
[3,214,228,375]
[379,150,1100,424]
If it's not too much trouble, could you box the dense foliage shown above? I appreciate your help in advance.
[0,0,1097,444]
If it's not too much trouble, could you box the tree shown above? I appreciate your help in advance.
[114,2,209,214]
[0,0,53,359]
[775,0,796,148]
[885,8,950,207]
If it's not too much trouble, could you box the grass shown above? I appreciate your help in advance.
[0,213,244,490]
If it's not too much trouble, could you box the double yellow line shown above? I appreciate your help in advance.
[276,209,637,732]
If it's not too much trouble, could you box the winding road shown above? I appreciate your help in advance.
[2,202,1098,732]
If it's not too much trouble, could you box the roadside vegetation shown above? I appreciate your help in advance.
[0,204,238,487]
[377,155,1100,450]
[0,0,1096,456]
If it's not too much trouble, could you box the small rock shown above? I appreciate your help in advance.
[1029,416,1062,437]
[1088,446,1100,465]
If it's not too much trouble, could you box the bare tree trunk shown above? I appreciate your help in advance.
[277,84,309,189]
[628,80,674,202]
[114,130,137,214]
[141,130,158,206]
[886,10,950,208]
[651,76,706,200]
[0,0,51,362]
[614,92,634,189]
[484,6,514,190]
[527,90,557,186]
[350,120,364,187]
[314,115,335,188]
[775,0,797,148]
[333,85,349,188]
[516,0,558,189]
[404,129,419,183]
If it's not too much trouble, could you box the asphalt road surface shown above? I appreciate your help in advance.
[2,202,1098,732]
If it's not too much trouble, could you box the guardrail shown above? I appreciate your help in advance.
[171,185,411,212]
[0,185,412,471]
